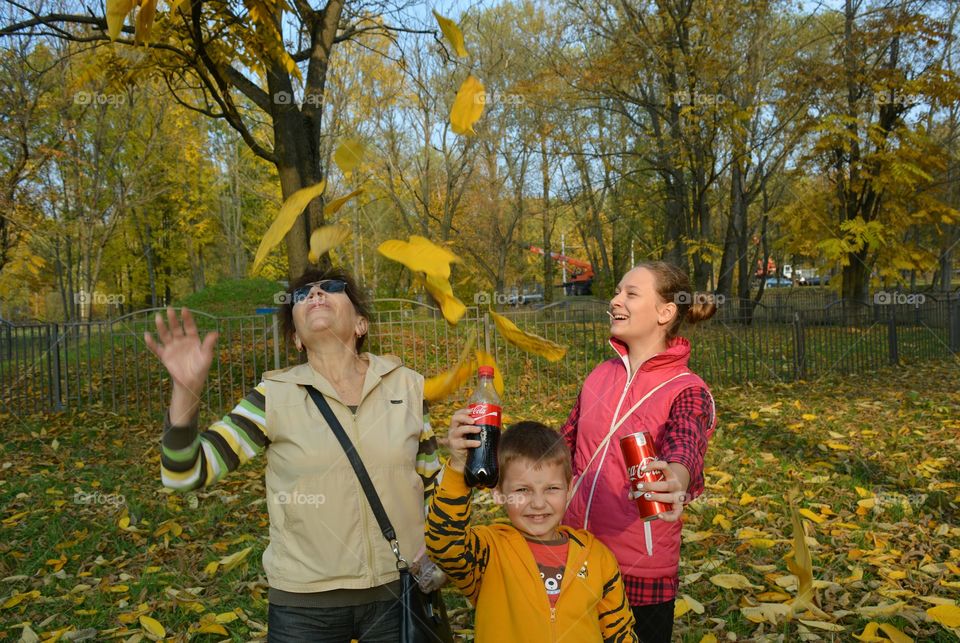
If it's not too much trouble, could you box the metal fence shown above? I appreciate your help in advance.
[2,296,958,421]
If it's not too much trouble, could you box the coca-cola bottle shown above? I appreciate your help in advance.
[464,366,502,488]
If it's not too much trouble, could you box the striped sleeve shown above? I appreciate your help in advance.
[594,539,639,643]
[425,465,488,604]
[160,382,269,491]
[416,401,442,516]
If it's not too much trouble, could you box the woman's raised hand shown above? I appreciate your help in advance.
[144,308,219,395]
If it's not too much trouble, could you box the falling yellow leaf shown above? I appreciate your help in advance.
[378,236,461,279]
[333,139,366,175]
[708,573,762,590]
[927,604,960,627]
[422,274,466,325]
[450,75,485,135]
[432,10,468,57]
[308,224,352,264]
[139,615,166,639]
[323,189,364,217]
[474,350,504,397]
[135,0,158,45]
[219,546,253,573]
[251,180,326,275]
[106,0,136,40]
[489,309,566,361]
[424,331,477,402]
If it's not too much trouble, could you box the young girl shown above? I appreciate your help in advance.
[561,261,717,643]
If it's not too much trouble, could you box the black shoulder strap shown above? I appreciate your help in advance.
[305,386,397,545]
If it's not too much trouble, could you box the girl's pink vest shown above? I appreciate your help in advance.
[563,336,715,580]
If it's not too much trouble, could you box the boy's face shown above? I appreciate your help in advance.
[494,457,572,541]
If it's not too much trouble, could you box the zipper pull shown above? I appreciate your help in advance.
[550,606,556,623]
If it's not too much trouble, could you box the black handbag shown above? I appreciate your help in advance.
[306,387,455,643]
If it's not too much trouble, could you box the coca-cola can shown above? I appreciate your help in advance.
[620,432,671,521]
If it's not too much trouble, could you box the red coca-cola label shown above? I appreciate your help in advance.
[469,403,502,427]
[626,456,664,482]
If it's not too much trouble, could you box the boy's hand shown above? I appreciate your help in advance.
[441,409,481,472]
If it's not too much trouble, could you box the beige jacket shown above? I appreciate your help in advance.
[260,354,427,593]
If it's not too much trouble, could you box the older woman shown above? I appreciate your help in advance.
[145,267,441,643]
[561,261,717,643]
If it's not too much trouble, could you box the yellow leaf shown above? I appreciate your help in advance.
[673,598,691,618]
[798,619,844,632]
[756,591,791,602]
[135,0,158,45]
[2,590,39,608]
[741,602,791,624]
[854,622,886,642]
[927,604,960,627]
[825,440,851,451]
[333,139,367,175]
[474,350,504,397]
[118,515,130,530]
[424,331,477,402]
[801,413,818,420]
[107,584,129,592]
[708,573,762,590]
[196,622,229,635]
[139,615,166,638]
[699,636,718,643]
[858,602,907,618]
[450,75,485,135]
[251,180,326,275]
[877,623,914,643]
[323,189,364,217]
[855,487,872,498]
[739,491,757,505]
[377,236,461,280]
[432,10,468,57]
[680,594,704,614]
[215,611,239,623]
[799,508,826,523]
[219,546,253,573]
[422,274,466,325]
[489,309,566,361]
[748,538,777,549]
[203,561,219,576]
[308,224,352,264]
[786,498,827,618]
[711,514,732,530]
[106,0,136,40]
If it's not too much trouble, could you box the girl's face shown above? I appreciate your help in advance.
[609,267,676,344]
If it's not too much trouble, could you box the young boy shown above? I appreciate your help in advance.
[427,417,638,642]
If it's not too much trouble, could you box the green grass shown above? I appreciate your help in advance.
[173,278,287,317]
[2,360,959,641]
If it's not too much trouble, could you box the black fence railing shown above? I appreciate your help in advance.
[2,296,958,420]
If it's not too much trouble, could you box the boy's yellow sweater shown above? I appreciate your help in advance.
[426,466,637,643]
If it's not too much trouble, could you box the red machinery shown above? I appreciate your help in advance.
[529,246,595,296]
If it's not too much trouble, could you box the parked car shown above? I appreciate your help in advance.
[764,276,793,288]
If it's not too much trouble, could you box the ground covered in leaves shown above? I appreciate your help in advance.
[1,359,958,642]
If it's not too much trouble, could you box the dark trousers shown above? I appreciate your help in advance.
[632,599,675,643]
[268,600,400,643]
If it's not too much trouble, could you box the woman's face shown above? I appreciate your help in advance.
[609,267,675,344]
[291,280,367,351]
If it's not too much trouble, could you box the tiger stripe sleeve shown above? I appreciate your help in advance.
[160,382,269,491]
[425,465,488,604]
[416,401,442,516]
[597,541,639,642]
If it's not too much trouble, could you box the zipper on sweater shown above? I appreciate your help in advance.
[550,606,557,642]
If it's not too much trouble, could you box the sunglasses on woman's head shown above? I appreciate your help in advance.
[291,279,348,305]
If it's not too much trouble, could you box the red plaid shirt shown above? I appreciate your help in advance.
[563,385,713,605]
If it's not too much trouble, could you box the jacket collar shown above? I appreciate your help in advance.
[263,352,402,406]
[489,523,592,582]
[609,335,691,374]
